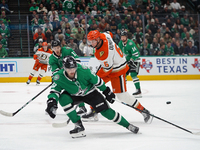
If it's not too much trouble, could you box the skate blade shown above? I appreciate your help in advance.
[133,94,142,98]
[71,131,86,138]
[82,116,99,122]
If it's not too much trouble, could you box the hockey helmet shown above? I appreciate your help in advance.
[120,29,127,36]
[63,56,77,69]
[42,42,48,46]
[87,30,100,41]
[52,40,60,48]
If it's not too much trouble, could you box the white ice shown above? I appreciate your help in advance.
[0,80,200,150]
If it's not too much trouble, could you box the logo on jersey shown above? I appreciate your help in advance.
[140,59,153,73]
[99,51,104,57]
[191,58,200,71]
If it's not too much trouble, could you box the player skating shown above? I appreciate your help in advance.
[45,56,139,138]
[26,42,52,85]
[86,30,152,123]
[118,29,142,97]
[49,40,87,115]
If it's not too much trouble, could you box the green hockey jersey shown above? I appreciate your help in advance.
[63,0,75,13]
[49,46,80,74]
[118,39,140,62]
[48,64,107,102]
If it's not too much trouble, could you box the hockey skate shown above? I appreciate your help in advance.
[81,109,98,122]
[127,124,139,134]
[77,106,87,116]
[36,80,40,85]
[26,79,31,85]
[141,108,153,124]
[132,88,142,98]
[70,120,86,138]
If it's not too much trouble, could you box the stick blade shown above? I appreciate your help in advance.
[52,120,70,128]
[193,132,200,135]
[0,110,13,117]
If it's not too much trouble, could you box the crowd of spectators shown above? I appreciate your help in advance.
[0,0,12,58]
[28,0,200,57]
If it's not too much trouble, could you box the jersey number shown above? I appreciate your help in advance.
[104,61,109,67]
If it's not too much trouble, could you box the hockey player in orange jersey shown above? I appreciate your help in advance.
[84,30,152,123]
[26,42,52,85]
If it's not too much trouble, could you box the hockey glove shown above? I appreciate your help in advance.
[45,98,58,119]
[103,87,115,104]
[127,60,137,72]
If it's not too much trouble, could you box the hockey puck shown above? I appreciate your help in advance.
[166,101,171,104]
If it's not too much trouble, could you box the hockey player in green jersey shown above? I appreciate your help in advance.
[118,29,142,97]
[45,56,139,138]
[49,40,87,116]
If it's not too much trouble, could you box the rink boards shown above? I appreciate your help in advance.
[0,56,200,82]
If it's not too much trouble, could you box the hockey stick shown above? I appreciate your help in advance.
[52,105,79,128]
[0,83,53,117]
[115,99,200,135]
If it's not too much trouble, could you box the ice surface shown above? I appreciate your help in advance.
[0,80,200,150]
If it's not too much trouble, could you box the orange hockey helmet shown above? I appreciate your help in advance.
[42,42,48,46]
[87,30,100,41]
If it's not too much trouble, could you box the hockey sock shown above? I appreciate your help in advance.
[78,102,85,107]
[100,108,129,128]
[28,75,33,80]
[131,72,141,89]
[133,101,144,113]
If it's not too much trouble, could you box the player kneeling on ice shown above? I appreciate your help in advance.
[45,56,139,138]
[26,42,52,85]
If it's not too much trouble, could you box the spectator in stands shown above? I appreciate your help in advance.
[71,22,84,36]
[164,27,172,37]
[193,27,199,51]
[55,28,65,41]
[0,0,13,14]
[67,37,83,56]
[83,44,94,56]
[170,0,181,10]
[133,27,143,44]
[135,0,143,6]
[163,33,172,43]
[49,10,59,22]
[164,41,174,55]
[174,32,182,45]
[114,13,121,25]
[116,2,124,14]
[149,18,158,35]
[110,5,119,16]
[75,27,85,43]
[33,27,47,44]
[60,17,68,31]
[161,5,171,20]
[179,5,187,18]
[37,3,48,14]
[29,2,39,13]
[163,0,172,11]
[32,19,40,34]
[40,0,47,8]
[0,23,10,39]
[181,14,189,27]
[79,37,87,53]
[171,23,179,37]
[140,38,150,56]
[174,40,184,55]
[0,33,7,50]
[181,27,192,39]
[150,37,160,55]
[0,42,7,58]
[48,6,58,18]
[171,8,179,19]
[98,18,108,32]
[122,0,132,9]
[128,20,137,34]
[69,17,79,29]
[189,17,196,28]
[183,32,194,46]
[118,19,128,30]
[184,40,197,55]
[33,38,43,53]
[160,23,166,35]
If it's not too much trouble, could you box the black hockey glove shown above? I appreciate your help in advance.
[103,87,115,104]
[45,98,58,119]
[127,60,136,72]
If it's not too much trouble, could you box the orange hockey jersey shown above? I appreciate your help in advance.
[34,47,52,64]
[95,32,129,78]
